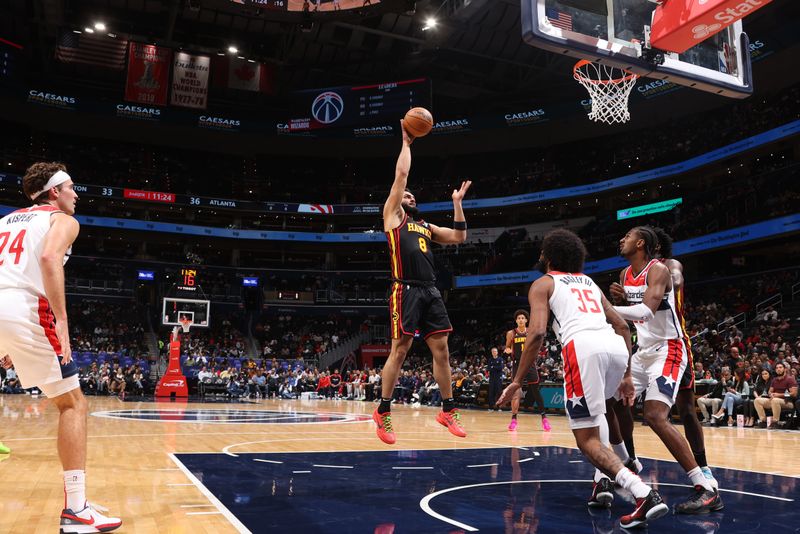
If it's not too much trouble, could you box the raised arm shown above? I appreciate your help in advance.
[429,180,472,245]
[383,122,414,232]
[40,213,80,364]
[613,262,671,323]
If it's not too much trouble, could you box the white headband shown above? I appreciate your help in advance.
[30,170,71,200]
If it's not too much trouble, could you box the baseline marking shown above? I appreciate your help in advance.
[169,453,252,534]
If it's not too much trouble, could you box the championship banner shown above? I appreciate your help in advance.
[170,52,210,109]
[125,43,171,106]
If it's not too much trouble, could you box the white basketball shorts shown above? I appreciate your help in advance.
[0,289,79,391]
[561,332,628,429]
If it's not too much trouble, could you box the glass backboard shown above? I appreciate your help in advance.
[162,298,210,328]
[522,0,753,98]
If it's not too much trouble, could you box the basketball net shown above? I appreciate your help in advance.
[178,317,193,334]
[573,60,639,125]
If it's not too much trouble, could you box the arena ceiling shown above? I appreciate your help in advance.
[0,0,796,116]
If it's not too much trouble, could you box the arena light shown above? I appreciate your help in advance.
[94,22,106,31]
[84,27,95,34]
[227,45,238,54]
[422,17,438,31]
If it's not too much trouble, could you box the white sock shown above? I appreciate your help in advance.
[687,466,714,491]
[64,470,86,511]
[612,442,630,463]
[615,467,651,499]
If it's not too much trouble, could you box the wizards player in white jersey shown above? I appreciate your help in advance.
[0,162,121,532]
[497,229,668,528]
[612,226,722,515]
[609,227,718,492]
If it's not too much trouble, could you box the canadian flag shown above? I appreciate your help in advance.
[212,56,274,94]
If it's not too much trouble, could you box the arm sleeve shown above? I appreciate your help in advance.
[613,303,655,322]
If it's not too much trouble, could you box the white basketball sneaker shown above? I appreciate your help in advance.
[60,502,122,533]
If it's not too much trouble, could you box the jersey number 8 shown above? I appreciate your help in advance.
[418,237,427,253]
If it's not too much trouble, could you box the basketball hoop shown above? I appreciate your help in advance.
[178,317,193,334]
[573,60,639,125]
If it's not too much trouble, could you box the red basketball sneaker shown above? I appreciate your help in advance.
[373,409,396,445]
[436,409,467,438]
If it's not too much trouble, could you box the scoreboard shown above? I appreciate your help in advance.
[289,78,431,131]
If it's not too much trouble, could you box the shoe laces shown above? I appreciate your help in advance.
[447,410,463,426]
[380,413,393,432]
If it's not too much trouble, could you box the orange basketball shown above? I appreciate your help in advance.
[403,107,434,138]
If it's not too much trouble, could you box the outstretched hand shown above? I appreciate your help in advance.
[496,381,521,408]
[452,180,472,202]
[400,120,415,146]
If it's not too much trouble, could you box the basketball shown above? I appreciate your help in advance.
[403,107,434,137]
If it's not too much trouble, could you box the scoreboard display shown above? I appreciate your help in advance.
[289,78,431,131]
[233,0,382,12]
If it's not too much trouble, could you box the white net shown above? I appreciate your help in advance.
[573,60,639,125]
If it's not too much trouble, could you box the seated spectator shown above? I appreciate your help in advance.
[754,362,798,428]
[697,368,730,423]
[2,366,23,394]
[741,368,773,427]
[712,367,750,426]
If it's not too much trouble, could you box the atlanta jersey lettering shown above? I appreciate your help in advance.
[623,259,683,350]
[386,212,436,283]
[0,205,71,297]
[548,272,614,345]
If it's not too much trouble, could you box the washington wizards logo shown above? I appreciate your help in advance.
[312,91,344,124]
[566,394,590,419]
[656,375,677,398]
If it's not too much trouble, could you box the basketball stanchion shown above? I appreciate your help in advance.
[155,318,191,398]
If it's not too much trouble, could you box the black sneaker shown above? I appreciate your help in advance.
[674,485,724,514]
[620,490,669,529]
[588,478,614,508]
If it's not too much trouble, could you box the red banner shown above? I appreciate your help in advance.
[125,42,172,106]
[651,0,772,54]
[123,188,175,203]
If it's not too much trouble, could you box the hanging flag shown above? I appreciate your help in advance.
[211,56,274,94]
[55,30,128,70]
[170,51,210,109]
[125,42,172,106]
[545,8,573,32]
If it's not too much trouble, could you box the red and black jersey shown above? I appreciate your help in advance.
[386,212,436,283]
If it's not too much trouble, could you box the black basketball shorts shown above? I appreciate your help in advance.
[388,282,452,340]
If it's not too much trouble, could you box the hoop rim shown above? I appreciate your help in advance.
[573,59,638,85]
[179,317,193,333]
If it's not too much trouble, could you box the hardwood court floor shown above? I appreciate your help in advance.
[0,395,798,533]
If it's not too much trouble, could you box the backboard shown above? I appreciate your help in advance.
[162,298,210,328]
[522,0,753,98]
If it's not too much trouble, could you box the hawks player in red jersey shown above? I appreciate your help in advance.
[0,162,122,533]
[373,122,472,445]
